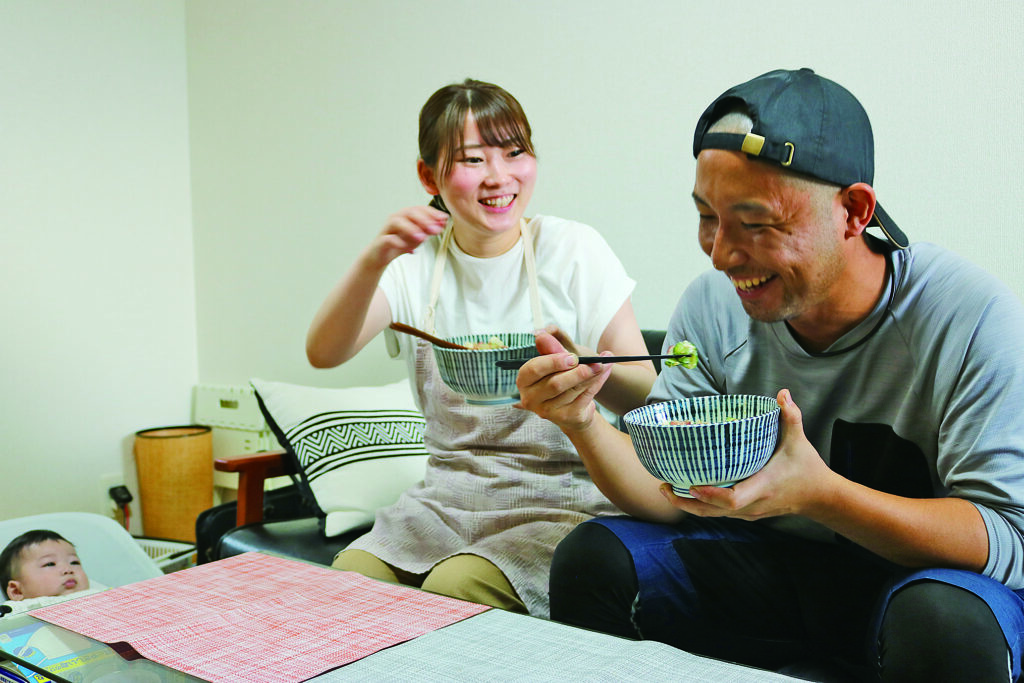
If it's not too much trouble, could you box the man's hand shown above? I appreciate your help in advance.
[660,389,989,571]
[538,324,586,356]
[514,331,613,432]
[661,388,836,520]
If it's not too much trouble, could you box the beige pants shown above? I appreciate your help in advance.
[333,548,527,613]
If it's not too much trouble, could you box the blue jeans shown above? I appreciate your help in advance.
[550,516,1022,681]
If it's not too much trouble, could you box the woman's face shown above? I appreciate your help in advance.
[422,113,537,253]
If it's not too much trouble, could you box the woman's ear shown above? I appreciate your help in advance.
[841,182,877,237]
[417,159,440,195]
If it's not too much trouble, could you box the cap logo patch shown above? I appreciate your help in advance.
[740,133,765,156]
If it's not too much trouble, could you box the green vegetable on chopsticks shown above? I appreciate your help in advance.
[664,341,698,369]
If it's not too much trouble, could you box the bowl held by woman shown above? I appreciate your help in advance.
[433,332,538,405]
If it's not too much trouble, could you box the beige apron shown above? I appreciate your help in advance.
[345,218,619,617]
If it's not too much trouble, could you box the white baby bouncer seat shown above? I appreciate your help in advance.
[0,512,161,589]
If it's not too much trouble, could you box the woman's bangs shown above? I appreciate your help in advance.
[473,107,533,155]
[435,103,470,178]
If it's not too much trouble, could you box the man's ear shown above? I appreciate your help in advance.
[6,579,25,601]
[417,159,440,196]
[841,182,877,237]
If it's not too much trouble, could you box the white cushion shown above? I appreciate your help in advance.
[249,378,428,537]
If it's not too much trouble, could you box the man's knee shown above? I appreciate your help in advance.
[879,580,1010,683]
[549,521,639,637]
[551,521,635,589]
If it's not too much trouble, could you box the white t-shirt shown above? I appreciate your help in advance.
[380,214,635,382]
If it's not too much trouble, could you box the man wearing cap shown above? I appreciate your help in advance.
[516,68,1024,680]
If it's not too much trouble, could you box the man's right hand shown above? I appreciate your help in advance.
[514,331,613,433]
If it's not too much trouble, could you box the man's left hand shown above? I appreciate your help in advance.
[662,388,837,520]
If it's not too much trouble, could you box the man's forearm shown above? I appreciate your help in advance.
[565,415,684,523]
[805,474,989,571]
[595,362,656,416]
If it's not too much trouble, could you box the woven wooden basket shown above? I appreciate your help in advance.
[134,425,213,542]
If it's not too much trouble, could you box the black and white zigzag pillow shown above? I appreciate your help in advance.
[250,378,428,537]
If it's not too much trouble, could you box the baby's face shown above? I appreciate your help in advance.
[6,540,90,600]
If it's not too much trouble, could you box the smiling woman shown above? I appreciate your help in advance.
[417,80,536,199]
[304,78,657,618]
[416,111,537,258]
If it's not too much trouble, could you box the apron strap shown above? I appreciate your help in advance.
[521,218,545,331]
[423,217,456,334]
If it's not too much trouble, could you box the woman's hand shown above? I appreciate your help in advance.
[364,206,448,269]
[307,206,446,369]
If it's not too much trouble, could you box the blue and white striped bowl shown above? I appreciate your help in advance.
[624,395,780,496]
[433,333,537,405]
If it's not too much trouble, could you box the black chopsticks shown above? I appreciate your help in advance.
[495,354,687,370]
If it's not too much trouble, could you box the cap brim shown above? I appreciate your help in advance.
[869,202,909,249]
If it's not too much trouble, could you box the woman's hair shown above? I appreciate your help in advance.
[418,79,535,212]
[1,529,73,595]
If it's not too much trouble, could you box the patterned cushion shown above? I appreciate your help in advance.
[250,378,429,537]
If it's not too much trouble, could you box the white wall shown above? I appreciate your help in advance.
[186,0,1023,393]
[1,1,196,527]
[2,0,1021,525]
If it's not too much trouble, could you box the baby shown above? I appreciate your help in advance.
[1,529,91,603]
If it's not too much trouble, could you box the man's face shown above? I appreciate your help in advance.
[5,540,89,600]
[692,149,847,331]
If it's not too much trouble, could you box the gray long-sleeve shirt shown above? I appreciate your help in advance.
[649,240,1024,589]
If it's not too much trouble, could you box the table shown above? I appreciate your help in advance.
[1,608,799,682]
[321,608,800,682]
[3,553,802,682]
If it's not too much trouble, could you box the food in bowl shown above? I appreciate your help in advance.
[624,394,780,496]
[465,336,509,350]
[433,332,537,405]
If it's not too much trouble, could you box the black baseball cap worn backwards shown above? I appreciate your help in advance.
[693,68,909,249]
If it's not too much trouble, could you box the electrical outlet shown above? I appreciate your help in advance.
[99,472,123,518]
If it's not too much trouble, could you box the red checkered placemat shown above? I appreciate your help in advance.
[30,552,490,682]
